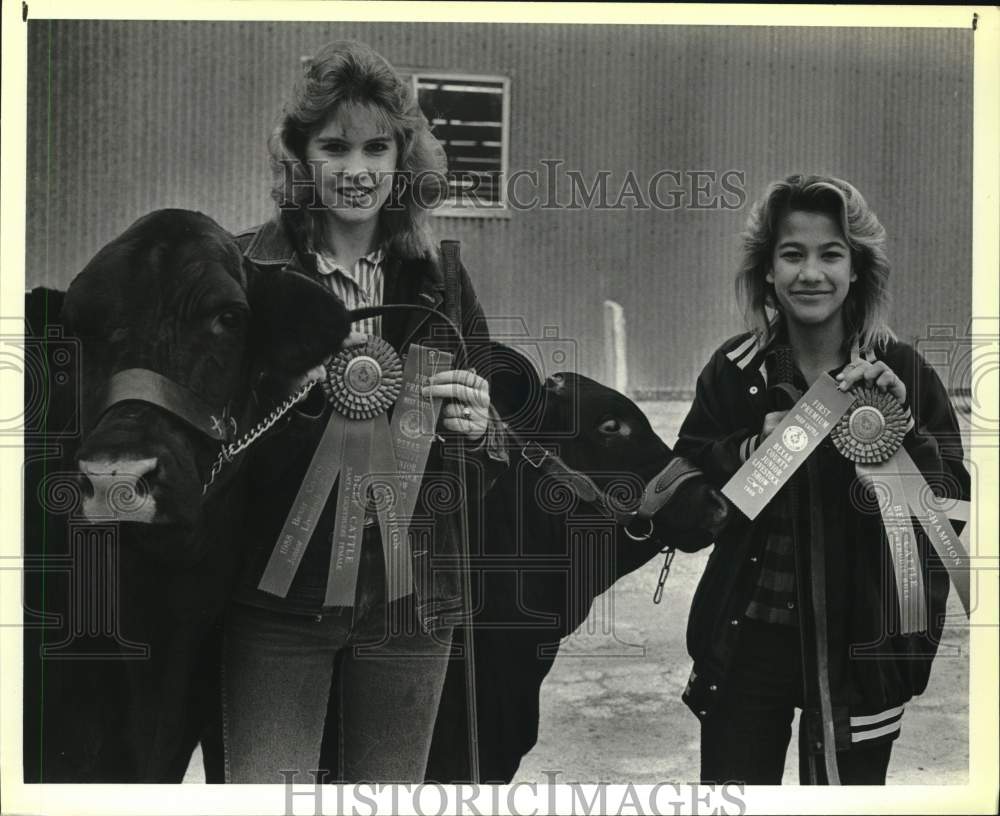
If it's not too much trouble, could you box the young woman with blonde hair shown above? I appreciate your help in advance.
[676,174,968,784]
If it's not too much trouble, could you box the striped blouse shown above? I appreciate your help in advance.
[313,248,385,338]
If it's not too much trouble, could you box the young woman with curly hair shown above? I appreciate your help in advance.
[221,40,506,783]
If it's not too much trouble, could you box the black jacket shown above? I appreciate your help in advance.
[675,331,969,750]
[229,213,508,628]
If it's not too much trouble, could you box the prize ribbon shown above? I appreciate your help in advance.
[258,340,453,606]
[723,374,971,634]
[830,386,908,464]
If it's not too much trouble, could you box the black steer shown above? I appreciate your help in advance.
[66,209,349,535]
[431,361,727,782]
[319,344,728,783]
[23,209,351,782]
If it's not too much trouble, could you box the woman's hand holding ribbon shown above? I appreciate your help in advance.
[422,368,491,441]
[759,410,789,444]
[836,359,907,404]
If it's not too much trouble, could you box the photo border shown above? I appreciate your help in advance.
[2,3,996,815]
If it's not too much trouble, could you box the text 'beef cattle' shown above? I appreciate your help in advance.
[23,209,351,782]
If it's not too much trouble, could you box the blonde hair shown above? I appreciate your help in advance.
[268,40,448,260]
[736,174,894,351]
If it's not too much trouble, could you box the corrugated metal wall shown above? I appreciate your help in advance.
[25,21,972,392]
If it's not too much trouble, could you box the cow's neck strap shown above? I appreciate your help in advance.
[101,368,234,442]
[516,434,700,542]
[520,440,636,527]
[634,456,706,520]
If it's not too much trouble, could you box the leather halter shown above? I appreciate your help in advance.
[511,429,705,543]
[99,368,237,443]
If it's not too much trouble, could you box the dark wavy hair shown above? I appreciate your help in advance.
[736,174,894,351]
[268,40,449,260]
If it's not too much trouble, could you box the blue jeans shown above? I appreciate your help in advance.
[221,594,454,783]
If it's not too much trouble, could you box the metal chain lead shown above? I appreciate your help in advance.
[202,379,317,494]
[652,545,676,604]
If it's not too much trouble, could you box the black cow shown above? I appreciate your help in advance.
[432,362,727,782]
[25,214,727,784]
[23,209,351,782]
[317,345,728,782]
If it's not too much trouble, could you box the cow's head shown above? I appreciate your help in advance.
[484,341,727,538]
[63,209,350,530]
[539,371,728,535]
[538,371,728,536]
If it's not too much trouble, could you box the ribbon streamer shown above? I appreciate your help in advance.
[324,419,375,606]
[723,374,971,634]
[862,447,972,618]
[856,455,927,633]
[723,374,855,520]
[258,341,452,606]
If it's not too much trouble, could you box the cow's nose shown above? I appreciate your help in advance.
[77,457,158,523]
[545,374,565,393]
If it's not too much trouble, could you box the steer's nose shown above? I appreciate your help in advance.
[77,457,158,523]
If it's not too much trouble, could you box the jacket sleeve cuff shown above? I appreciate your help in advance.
[739,433,760,463]
[900,406,916,436]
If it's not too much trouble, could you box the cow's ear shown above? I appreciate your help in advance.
[245,263,351,374]
[474,341,546,432]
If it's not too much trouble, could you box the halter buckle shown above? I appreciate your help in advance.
[521,442,551,469]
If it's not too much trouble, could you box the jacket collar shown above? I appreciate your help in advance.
[242,213,449,353]
[242,215,297,266]
[727,323,875,390]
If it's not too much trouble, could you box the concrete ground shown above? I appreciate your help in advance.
[513,401,970,785]
[183,401,970,785]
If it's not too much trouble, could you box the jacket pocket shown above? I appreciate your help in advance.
[682,666,717,720]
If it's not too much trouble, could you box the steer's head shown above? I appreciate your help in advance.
[493,366,727,533]
[483,342,727,538]
[539,371,729,537]
[64,209,349,530]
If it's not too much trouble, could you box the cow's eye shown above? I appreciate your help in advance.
[213,309,245,332]
[598,416,621,434]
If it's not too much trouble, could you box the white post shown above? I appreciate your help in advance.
[603,300,628,394]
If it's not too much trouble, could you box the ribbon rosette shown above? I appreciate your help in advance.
[258,339,453,606]
[722,375,971,634]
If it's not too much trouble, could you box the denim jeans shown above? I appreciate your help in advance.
[700,617,892,785]
[222,568,454,783]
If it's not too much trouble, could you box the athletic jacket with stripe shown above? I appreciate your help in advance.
[675,331,969,750]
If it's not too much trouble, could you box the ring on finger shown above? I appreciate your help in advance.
[462,407,473,419]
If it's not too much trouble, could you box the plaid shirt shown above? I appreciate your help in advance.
[744,474,808,626]
[744,346,859,626]
[744,346,808,626]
